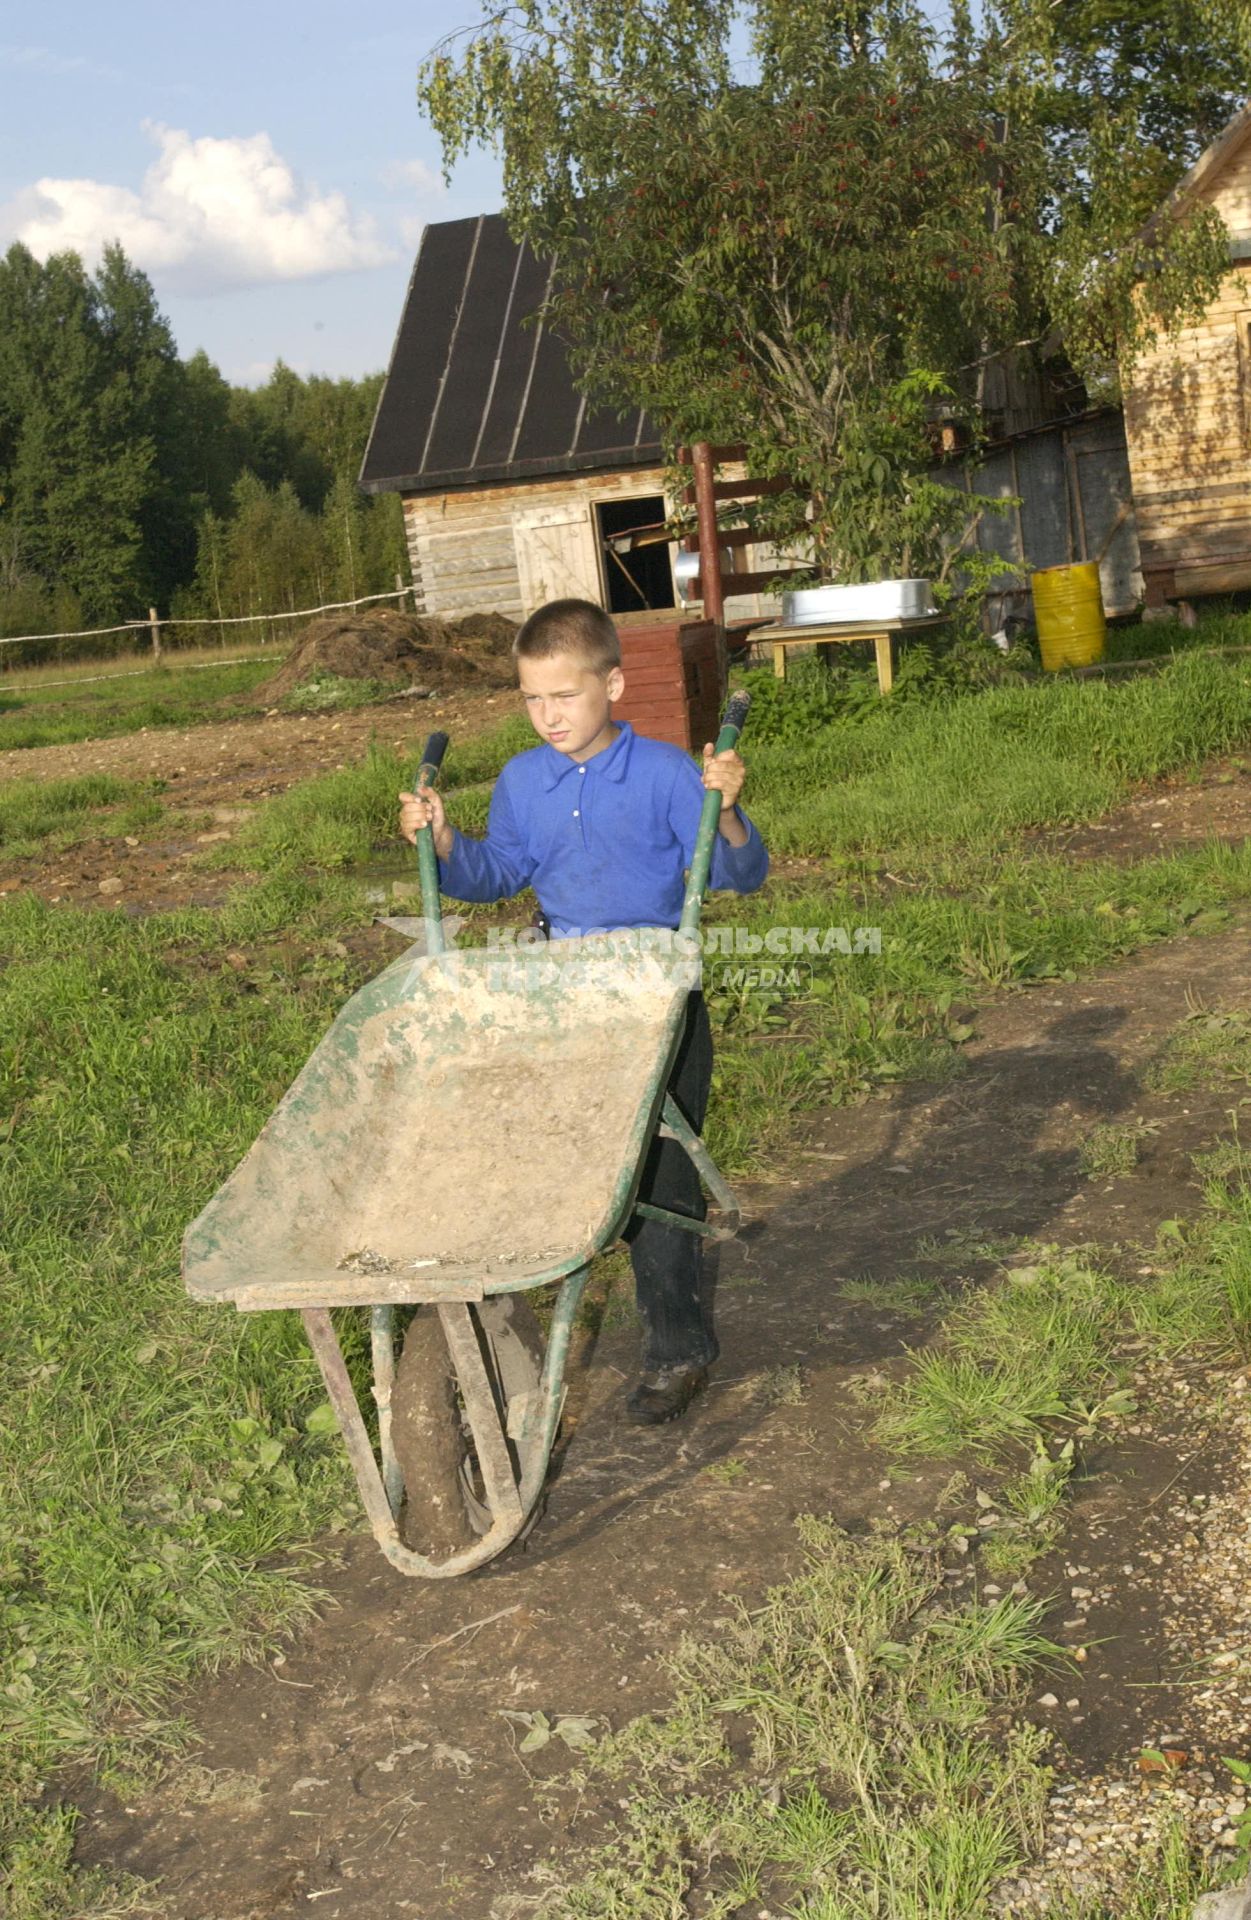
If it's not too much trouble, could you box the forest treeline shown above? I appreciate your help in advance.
[0,241,406,661]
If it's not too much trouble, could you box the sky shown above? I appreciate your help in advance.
[0,1,508,385]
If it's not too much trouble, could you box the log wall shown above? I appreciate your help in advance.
[1124,137,1251,598]
[400,466,771,624]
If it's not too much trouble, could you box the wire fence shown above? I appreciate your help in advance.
[0,583,415,663]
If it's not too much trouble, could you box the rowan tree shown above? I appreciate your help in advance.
[419,0,1241,579]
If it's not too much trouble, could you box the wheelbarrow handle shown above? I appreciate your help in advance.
[412,731,450,955]
[679,690,751,936]
[416,731,449,788]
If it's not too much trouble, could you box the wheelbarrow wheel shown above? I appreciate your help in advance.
[390,1297,547,1560]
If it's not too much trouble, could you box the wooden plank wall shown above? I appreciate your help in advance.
[401,465,773,623]
[1124,137,1251,597]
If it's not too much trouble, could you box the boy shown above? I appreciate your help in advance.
[399,598,768,1425]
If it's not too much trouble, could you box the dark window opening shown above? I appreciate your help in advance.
[596,496,675,613]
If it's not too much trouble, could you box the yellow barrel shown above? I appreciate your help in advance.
[1031,561,1106,671]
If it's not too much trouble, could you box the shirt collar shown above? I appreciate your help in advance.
[538,721,635,791]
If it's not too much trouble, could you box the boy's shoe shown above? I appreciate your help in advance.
[625,1364,709,1426]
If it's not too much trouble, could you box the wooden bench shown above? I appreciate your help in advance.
[753,611,949,694]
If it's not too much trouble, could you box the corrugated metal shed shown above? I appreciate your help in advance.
[938,410,1143,619]
[359,214,661,495]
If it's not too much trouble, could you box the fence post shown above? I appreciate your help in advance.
[148,607,162,663]
[395,570,409,614]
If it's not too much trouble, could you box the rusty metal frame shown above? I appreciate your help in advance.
[301,1262,591,1579]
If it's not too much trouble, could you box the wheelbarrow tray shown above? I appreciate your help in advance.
[183,934,698,1313]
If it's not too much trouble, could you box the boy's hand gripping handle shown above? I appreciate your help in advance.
[680,692,751,937]
[413,731,449,955]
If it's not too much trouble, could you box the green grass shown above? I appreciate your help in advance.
[871,1145,1251,1465]
[0,774,144,854]
[1079,1118,1157,1179]
[1102,600,1251,664]
[743,649,1251,866]
[0,656,276,751]
[0,773,179,866]
[525,1520,1057,1919]
[871,1254,1128,1460]
[0,880,379,1901]
[1147,1004,1251,1093]
[0,1803,151,1920]
[229,717,532,872]
[1127,1153,1251,1358]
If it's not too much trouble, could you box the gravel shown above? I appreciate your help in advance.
[996,1366,1251,1913]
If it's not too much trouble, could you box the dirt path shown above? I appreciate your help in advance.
[0,686,508,804]
[0,686,511,913]
[1030,751,1251,861]
[5,719,1250,921]
[74,914,1251,1919]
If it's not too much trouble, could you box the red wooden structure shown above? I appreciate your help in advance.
[678,440,798,623]
[611,616,725,752]
[607,443,802,749]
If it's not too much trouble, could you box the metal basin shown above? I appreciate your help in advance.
[781,581,935,626]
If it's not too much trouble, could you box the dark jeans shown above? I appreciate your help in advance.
[623,992,718,1372]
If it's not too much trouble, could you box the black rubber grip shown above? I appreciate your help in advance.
[722,690,751,735]
[420,731,450,774]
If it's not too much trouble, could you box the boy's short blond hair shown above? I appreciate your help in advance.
[513,599,621,673]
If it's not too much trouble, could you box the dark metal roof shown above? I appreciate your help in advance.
[359,213,661,495]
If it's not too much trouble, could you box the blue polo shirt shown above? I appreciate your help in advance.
[438,722,768,936]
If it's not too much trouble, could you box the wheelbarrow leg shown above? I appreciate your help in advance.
[302,1308,399,1546]
[370,1304,403,1516]
[434,1304,524,1529]
[519,1266,589,1511]
[657,1093,742,1236]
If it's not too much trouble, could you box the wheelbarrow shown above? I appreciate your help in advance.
[183,693,750,1578]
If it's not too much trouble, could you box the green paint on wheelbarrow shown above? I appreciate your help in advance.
[183,934,701,1308]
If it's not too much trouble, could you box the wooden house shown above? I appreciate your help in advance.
[1123,104,1251,604]
[358,213,767,624]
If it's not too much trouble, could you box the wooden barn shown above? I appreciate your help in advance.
[358,212,768,624]
[1123,104,1251,605]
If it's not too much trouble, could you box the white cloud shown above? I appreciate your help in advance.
[0,123,396,294]
[379,157,444,195]
[0,44,89,75]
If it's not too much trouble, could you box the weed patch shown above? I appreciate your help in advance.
[840,1274,943,1312]
[0,1802,151,1919]
[0,658,274,751]
[1079,1119,1157,1179]
[1147,1005,1251,1094]
[279,674,391,713]
[0,882,377,1894]
[0,774,146,855]
[525,1521,1056,1919]
[871,1255,1127,1461]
